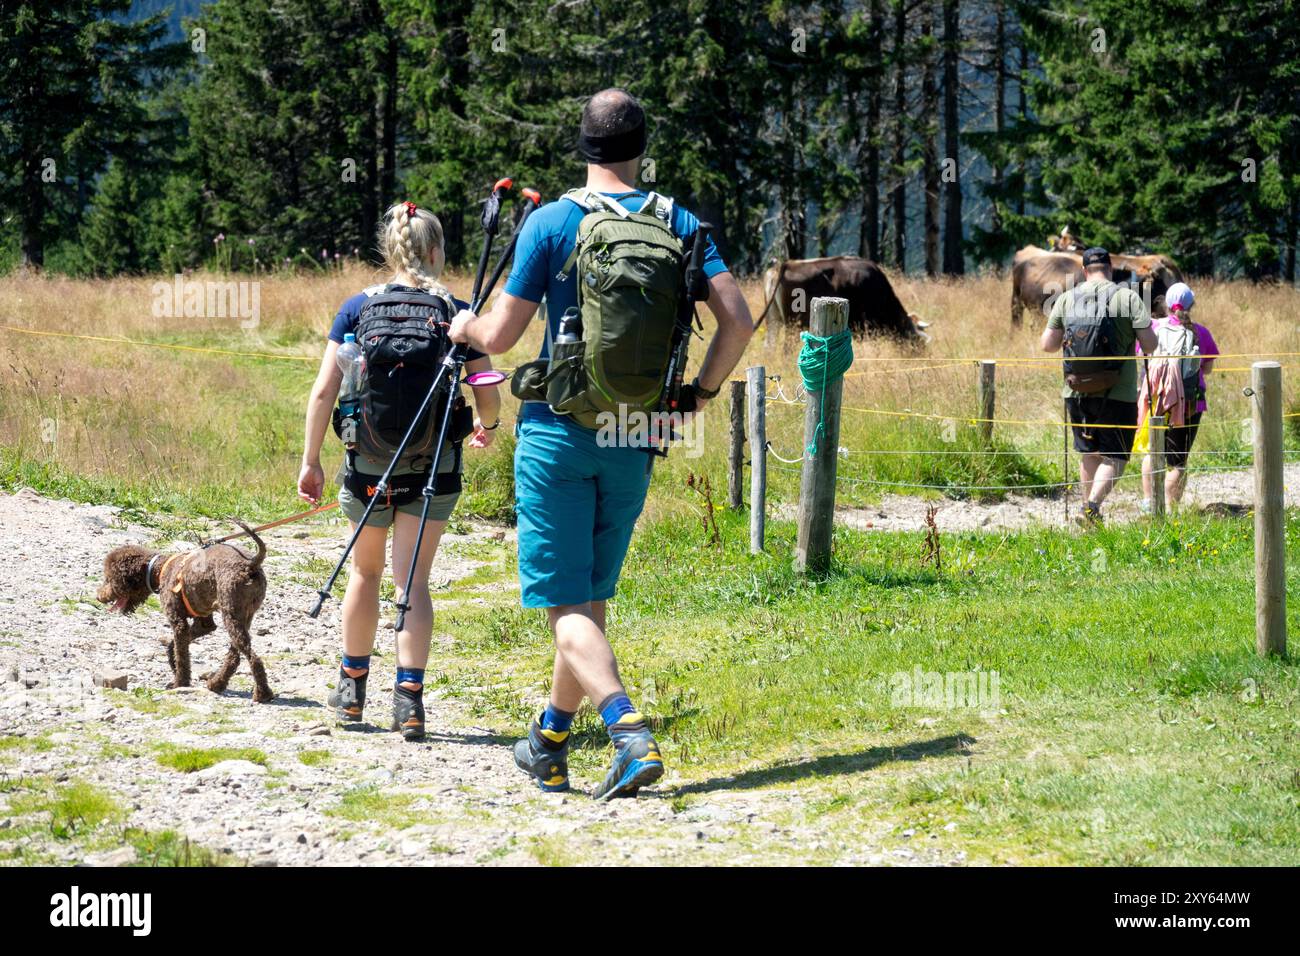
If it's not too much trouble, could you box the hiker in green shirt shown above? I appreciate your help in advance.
[1041,247,1157,526]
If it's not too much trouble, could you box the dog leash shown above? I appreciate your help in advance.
[205,501,340,545]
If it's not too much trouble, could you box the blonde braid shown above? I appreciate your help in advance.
[381,202,454,304]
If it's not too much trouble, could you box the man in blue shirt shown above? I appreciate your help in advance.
[450,88,753,799]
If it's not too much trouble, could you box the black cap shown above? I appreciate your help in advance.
[1082,247,1111,266]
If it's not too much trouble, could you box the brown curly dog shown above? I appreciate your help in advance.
[96,521,274,702]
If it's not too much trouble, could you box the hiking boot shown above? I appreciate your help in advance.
[592,728,664,801]
[1075,502,1104,529]
[513,719,570,793]
[327,669,366,722]
[391,684,425,741]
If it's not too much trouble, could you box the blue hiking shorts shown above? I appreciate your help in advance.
[514,406,653,609]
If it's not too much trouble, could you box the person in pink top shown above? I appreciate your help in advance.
[1141,282,1218,510]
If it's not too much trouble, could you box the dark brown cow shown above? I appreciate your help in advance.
[1010,245,1184,325]
[757,256,928,341]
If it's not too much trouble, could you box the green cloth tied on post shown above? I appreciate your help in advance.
[797,328,854,458]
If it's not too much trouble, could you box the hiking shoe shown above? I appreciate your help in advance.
[391,684,425,741]
[327,669,366,722]
[513,720,570,793]
[592,729,664,801]
[1075,502,1104,528]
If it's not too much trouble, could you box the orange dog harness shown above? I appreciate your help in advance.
[149,552,204,618]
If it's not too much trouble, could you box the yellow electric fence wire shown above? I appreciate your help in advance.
[2,325,318,364]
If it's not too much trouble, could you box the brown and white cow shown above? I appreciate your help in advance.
[1010,244,1184,325]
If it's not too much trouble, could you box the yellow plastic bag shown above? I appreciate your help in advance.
[1132,414,1149,456]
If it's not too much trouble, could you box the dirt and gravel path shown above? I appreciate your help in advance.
[835,461,1298,533]
[0,489,970,867]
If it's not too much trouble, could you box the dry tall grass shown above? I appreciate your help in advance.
[2,265,1297,520]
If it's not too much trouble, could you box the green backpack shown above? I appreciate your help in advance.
[510,188,685,431]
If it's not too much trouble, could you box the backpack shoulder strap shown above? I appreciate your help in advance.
[429,288,458,320]
[562,187,630,218]
[638,191,675,225]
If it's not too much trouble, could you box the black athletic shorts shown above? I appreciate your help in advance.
[1065,396,1138,461]
[1159,411,1202,468]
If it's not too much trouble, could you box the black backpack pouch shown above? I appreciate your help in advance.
[511,360,549,403]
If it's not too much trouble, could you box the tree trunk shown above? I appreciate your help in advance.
[890,0,907,271]
[380,34,397,207]
[1286,192,1298,286]
[989,0,1006,244]
[780,71,807,261]
[1016,33,1028,217]
[1286,135,1298,284]
[859,0,884,262]
[921,1,940,277]
[378,23,398,258]
[941,0,964,274]
[20,151,45,271]
[439,1,472,266]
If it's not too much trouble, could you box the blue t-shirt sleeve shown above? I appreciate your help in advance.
[503,205,556,303]
[671,203,729,279]
[327,292,369,343]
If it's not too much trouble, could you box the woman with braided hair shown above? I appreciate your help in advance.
[298,201,501,739]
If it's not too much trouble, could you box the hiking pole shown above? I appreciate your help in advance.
[651,222,712,456]
[471,177,513,304]
[307,356,460,618]
[391,180,526,631]
[473,188,541,312]
[392,345,467,632]
[309,179,519,618]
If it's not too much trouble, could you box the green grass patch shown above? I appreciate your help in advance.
[528,834,575,867]
[0,734,54,753]
[325,786,420,830]
[122,828,235,866]
[155,745,270,773]
[7,781,125,840]
[297,749,332,767]
[106,687,185,716]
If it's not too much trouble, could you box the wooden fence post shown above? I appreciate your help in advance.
[978,360,996,444]
[728,379,746,510]
[1252,361,1286,657]
[746,366,766,553]
[1149,414,1166,518]
[795,297,849,574]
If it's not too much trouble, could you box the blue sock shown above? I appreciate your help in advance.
[341,654,370,673]
[396,667,424,690]
[537,704,574,749]
[541,704,574,733]
[598,692,646,740]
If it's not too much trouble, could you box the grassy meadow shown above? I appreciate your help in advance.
[3,267,1300,864]
[2,266,1298,524]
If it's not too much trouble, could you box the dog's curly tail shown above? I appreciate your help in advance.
[232,519,267,571]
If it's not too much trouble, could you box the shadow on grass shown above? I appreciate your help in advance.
[671,733,975,796]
